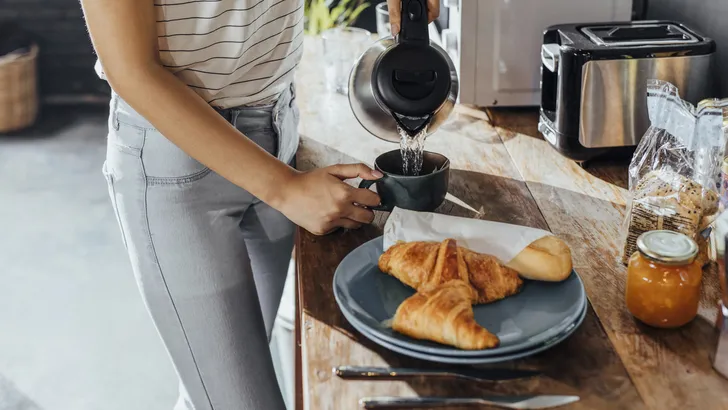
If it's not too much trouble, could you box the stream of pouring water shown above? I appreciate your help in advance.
[396,124,484,215]
[398,126,428,176]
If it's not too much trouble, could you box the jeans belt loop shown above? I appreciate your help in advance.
[111,93,121,131]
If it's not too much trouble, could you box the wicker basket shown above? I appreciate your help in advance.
[0,44,39,133]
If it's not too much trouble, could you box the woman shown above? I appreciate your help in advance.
[81,0,437,409]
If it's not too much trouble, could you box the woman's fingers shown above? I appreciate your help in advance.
[334,218,364,230]
[327,163,382,181]
[427,0,440,22]
[346,205,376,224]
[386,0,401,35]
[350,186,381,208]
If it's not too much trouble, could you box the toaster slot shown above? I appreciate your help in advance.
[581,22,700,47]
[603,26,686,41]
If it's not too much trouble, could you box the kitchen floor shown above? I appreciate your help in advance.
[0,106,292,410]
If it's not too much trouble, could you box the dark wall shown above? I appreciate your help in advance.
[0,0,380,103]
[10,0,722,102]
[647,0,727,97]
[0,0,110,102]
[351,1,380,34]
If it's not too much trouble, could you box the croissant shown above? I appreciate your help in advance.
[379,239,523,304]
[392,280,499,350]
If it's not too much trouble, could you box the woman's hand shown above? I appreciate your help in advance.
[386,0,440,35]
[275,164,383,235]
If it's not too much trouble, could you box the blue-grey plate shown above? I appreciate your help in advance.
[333,236,587,357]
[341,297,587,364]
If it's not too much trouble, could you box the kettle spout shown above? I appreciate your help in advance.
[393,113,432,136]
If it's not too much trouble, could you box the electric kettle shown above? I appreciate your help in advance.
[348,0,459,143]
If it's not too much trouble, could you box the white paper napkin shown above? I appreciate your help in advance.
[383,207,552,263]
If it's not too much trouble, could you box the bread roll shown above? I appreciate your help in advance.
[505,236,573,282]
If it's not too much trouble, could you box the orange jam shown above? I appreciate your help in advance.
[625,230,702,328]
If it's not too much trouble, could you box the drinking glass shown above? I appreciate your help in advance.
[321,27,371,95]
[375,2,391,37]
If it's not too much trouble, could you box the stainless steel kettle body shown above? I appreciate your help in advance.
[348,0,459,143]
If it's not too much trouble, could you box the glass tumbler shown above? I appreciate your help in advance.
[321,27,371,95]
[375,2,391,37]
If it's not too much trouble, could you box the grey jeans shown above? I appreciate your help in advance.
[102,84,299,410]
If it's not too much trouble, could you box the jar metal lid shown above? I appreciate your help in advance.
[636,230,698,265]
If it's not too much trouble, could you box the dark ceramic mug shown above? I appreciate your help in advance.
[359,150,450,212]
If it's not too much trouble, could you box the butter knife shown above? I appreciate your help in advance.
[334,366,540,382]
[359,395,580,409]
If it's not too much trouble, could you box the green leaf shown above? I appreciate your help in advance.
[312,0,331,33]
[307,0,323,34]
[330,5,346,24]
[304,0,371,33]
[346,2,369,25]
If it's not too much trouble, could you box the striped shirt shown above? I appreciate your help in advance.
[96,0,304,108]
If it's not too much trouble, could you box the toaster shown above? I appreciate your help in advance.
[538,21,715,162]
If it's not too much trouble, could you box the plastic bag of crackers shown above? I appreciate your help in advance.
[621,80,728,266]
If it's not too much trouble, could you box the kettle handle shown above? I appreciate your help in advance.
[399,0,430,45]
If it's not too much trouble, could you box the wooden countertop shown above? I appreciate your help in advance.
[292,36,728,410]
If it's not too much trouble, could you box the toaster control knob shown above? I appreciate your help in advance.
[538,121,557,146]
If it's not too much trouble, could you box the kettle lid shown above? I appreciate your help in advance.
[372,0,452,118]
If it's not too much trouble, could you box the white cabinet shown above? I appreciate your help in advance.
[438,0,633,106]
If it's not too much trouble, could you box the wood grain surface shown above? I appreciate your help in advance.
[486,108,728,410]
[292,36,727,410]
[294,105,641,410]
[296,226,644,410]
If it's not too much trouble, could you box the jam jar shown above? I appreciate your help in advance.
[626,230,702,328]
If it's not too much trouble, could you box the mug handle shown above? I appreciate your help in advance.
[358,179,388,211]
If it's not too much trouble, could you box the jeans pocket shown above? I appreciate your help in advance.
[138,127,212,186]
[109,110,212,186]
[102,161,129,250]
[273,104,300,165]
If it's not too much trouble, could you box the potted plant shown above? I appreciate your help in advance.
[304,0,370,35]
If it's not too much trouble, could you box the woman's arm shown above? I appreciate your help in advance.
[81,0,380,235]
